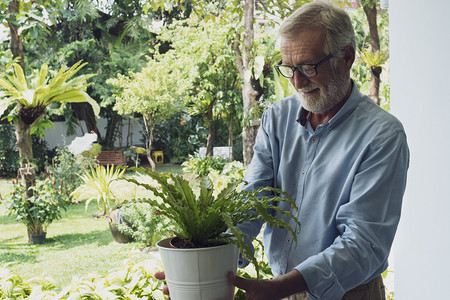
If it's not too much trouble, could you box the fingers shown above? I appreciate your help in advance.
[154,271,169,296]
[162,285,170,296]
[228,271,250,291]
[154,271,166,280]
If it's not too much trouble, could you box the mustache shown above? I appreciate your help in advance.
[297,85,320,93]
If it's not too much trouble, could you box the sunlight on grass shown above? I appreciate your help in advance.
[0,188,153,287]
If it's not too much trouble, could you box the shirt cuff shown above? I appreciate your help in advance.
[294,257,346,300]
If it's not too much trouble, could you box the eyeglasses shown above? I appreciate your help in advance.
[276,53,334,78]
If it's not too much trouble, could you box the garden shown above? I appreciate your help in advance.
[0,151,276,299]
[0,0,392,299]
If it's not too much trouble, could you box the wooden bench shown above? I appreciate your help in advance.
[96,150,127,166]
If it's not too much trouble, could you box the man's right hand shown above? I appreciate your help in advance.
[154,271,170,298]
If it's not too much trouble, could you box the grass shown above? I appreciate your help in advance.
[155,162,184,174]
[0,201,152,287]
[0,164,184,288]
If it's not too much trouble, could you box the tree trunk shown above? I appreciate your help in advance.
[143,115,156,171]
[104,113,122,148]
[8,0,25,71]
[363,3,382,105]
[14,119,36,240]
[206,102,215,157]
[242,83,259,166]
[233,0,261,167]
[73,102,100,138]
[228,113,233,162]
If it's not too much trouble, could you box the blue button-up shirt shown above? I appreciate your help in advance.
[239,83,409,300]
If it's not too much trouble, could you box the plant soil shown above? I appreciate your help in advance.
[170,237,226,249]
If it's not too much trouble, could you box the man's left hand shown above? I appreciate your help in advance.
[228,269,308,300]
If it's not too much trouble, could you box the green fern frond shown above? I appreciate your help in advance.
[123,167,301,277]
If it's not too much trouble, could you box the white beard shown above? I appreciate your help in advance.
[297,71,349,114]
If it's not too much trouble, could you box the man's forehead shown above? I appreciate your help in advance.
[280,30,327,63]
[280,29,326,48]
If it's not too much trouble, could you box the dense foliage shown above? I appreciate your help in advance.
[0,257,165,300]
[124,168,300,275]
[115,202,176,246]
[2,173,70,236]
[0,124,19,177]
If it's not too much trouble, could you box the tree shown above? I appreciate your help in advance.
[157,17,240,157]
[0,61,100,198]
[108,50,188,170]
[357,0,387,105]
[146,0,310,165]
[43,0,159,146]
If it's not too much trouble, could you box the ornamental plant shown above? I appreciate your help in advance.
[71,164,126,217]
[124,167,301,275]
[0,61,100,213]
[2,173,70,242]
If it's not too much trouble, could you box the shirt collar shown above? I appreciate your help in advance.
[296,81,360,130]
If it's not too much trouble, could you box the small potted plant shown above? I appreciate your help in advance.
[71,164,157,243]
[124,167,301,300]
[71,164,134,242]
[2,175,69,244]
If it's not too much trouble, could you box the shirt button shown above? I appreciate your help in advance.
[287,238,291,243]
[279,271,283,275]
[311,138,317,143]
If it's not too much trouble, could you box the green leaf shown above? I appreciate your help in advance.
[12,64,28,91]
[37,63,48,87]
[253,55,265,80]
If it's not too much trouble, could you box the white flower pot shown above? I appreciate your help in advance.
[157,237,239,300]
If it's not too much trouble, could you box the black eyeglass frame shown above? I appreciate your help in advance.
[276,53,334,78]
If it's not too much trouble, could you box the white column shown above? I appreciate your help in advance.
[390,1,450,299]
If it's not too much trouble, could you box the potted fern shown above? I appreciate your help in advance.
[124,168,300,300]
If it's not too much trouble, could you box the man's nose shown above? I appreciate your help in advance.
[290,71,310,90]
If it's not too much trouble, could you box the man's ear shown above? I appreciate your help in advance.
[342,44,356,71]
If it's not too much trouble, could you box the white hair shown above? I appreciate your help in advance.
[279,1,356,57]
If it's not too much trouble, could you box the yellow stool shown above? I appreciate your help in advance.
[152,151,164,164]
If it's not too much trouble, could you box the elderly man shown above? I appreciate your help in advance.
[229,1,409,300]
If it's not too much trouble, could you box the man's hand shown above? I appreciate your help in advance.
[154,271,170,298]
[228,270,308,300]
[229,272,279,300]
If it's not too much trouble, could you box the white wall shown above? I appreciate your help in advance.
[390,1,450,298]
[44,117,144,150]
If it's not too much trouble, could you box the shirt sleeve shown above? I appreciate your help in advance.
[294,131,409,300]
[237,111,278,268]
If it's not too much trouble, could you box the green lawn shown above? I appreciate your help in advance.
[0,163,182,288]
[0,177,160,288]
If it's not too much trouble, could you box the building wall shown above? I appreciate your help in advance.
[390,1,450,298]
[44,117,143,150]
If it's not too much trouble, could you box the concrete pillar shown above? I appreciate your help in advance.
[390,1,450,298]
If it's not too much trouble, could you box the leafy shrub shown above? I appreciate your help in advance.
[152,112,207,163]
[115,203,176,246]
[0,124,19,177]
[0,255,166,299]
[0,124,52,177]
[2,173,70,236]
[0,263,32,299]
[181,155,229,177]
[48,147,96,195]
[232,133,243,162]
